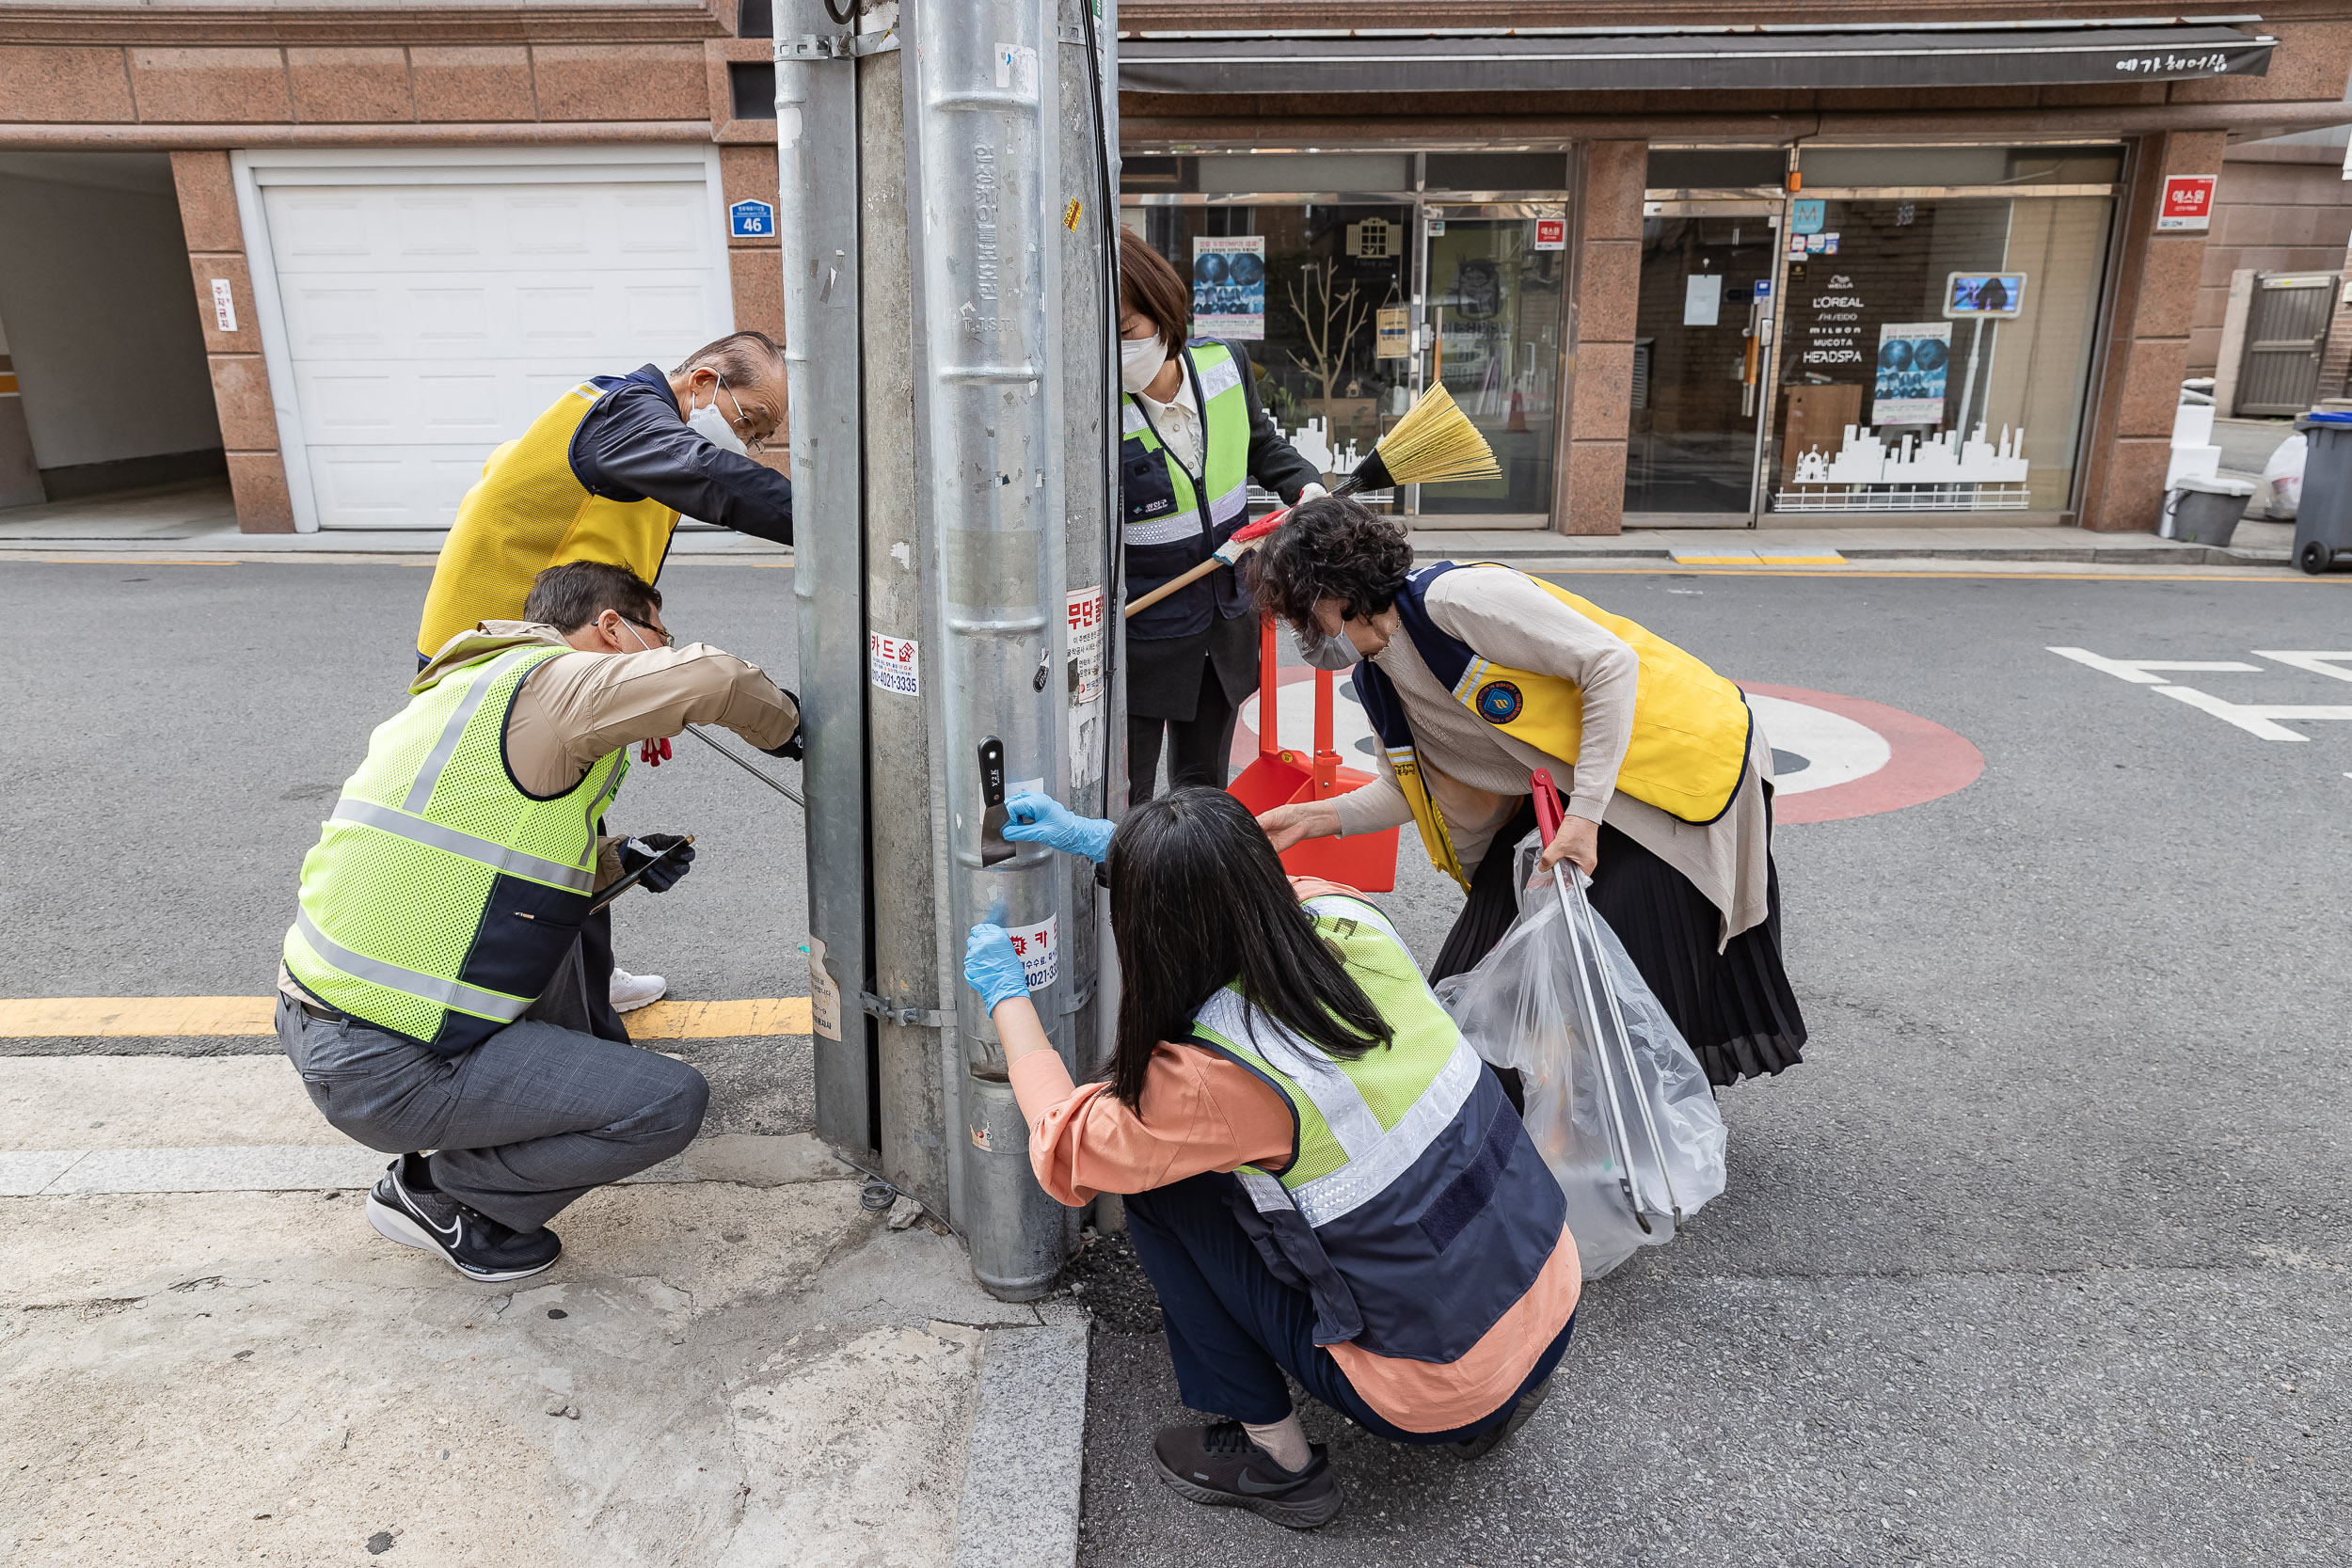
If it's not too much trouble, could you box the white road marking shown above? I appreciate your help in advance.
[2150,685,2352,742]
[1744,692,1891,796]
[2253,650,2352,684]
[2047,646,2264,685]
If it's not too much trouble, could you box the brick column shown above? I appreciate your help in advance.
[170,150,294,533]
[720,141,790,467]
[1556,140,1645,535]
[2077,131,2226,532]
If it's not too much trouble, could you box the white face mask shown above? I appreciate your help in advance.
[1120,335,1168,396]
[686,381,750,456]
[1296,626,1360,672]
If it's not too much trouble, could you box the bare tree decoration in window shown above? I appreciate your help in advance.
[1284,261,1374,410]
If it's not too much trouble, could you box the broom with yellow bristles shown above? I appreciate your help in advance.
[1123,383,1501,619]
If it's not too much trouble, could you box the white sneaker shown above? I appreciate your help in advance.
[609,967,668,1013]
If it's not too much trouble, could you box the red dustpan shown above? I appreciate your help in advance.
[1229,613,1401,892]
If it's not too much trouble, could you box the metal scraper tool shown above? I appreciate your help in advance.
[977,736,1013,867]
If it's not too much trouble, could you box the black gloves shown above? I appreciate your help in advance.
[619,833,696,893]
[766,687,804,761]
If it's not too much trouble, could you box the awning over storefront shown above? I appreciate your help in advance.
[1119,24,2275,95]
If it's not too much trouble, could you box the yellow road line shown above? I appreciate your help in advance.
[0,996,814,1039]
[35,557,237,566]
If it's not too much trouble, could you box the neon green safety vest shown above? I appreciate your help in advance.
[283,644,628,1054]
[1120,339,1254,639]
[1189,895,1567,1359]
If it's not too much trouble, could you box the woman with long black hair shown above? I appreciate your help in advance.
[1117,232,1326,800]
[963,786,1579,1530]
[1251,498,1805,1090]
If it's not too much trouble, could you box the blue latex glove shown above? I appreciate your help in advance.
[963,924,1031,1013]
[1001,791,1115,863]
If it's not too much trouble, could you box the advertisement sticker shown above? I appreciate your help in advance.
[1192,236,1266,339]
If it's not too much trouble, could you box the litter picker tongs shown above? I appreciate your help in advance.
[1530,769,1683,1230]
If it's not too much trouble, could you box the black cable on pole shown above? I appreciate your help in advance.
[1079,0,1122,807]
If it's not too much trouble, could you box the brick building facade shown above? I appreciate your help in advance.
[5,3,2352,536]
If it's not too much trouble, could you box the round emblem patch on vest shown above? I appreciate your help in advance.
[1475,681,1523,724]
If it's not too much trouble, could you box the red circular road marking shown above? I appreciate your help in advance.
[1741,682,1984,824]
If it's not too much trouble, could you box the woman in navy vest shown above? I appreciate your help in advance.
[1118,233,1326,801]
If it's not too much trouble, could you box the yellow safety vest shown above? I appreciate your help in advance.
[416,380,678,657]
[1356,563,1753,889]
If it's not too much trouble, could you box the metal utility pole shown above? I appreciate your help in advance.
[777,0,1121,1301]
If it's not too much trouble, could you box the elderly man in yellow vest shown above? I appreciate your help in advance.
[416,329,797,1016]
[415,329,794,661]
[282,562,800,1282]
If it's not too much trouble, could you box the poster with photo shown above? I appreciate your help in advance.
[1872,322,1951,426]
[1192,236,1265,339]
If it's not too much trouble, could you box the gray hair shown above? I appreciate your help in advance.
[672,330,787,391]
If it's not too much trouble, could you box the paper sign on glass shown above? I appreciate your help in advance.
[1683,274,1723,326]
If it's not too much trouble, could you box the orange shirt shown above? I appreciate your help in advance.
[1008,901,1581,1433]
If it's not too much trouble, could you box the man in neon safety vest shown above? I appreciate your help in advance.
[280,562,801,1282]
[414,329,797,1016]
[1252,499,1807,1092]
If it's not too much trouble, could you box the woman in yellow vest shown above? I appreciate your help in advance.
[1252,499,1805,1089]
[1118,233,1326,800]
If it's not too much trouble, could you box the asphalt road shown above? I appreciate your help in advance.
[3,559,816,1129]
[7,559,2349,1562]
[1082,567,2352,1567]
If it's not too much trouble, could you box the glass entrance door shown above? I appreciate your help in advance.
[1624,202,1780,521]
[1419,205,1566,519]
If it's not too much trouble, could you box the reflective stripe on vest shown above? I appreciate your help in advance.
[414,379,679,658]
[1191,904,1567,1361]
[1199,987,1484,1228]
[1121,341,1250,549]
[294,910,532,1022]
[284,644,626,1051]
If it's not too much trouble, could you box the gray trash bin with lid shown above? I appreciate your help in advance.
[2165,475,2254,546]
[2291,412,2352,573]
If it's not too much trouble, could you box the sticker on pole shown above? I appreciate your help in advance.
[868,632,919,696]
[1004,914,1058,991]
[1067,587,1106,705]
[807,939,842,1041]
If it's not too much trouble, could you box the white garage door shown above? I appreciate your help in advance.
[240,150,735,531]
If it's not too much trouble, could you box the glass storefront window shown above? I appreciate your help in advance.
[1132,203,1417,506]
[1625,205,1779,515]
[1772,194,2115,514]
[1422,209,1566,516]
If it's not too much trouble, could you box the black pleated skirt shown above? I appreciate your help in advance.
[1429,791,1807,1089]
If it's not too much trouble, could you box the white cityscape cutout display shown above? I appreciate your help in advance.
[1274,415,1367,483]
[1777,422,2032,512]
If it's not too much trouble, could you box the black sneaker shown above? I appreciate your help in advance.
[364,1154,562,1283]
[1151,1421,1342,1529]
[1446,1373,1555,1461]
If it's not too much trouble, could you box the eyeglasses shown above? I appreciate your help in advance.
[716,373,773,457]
[618,614,675,648]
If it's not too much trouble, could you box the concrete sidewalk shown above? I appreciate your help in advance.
[0,477,2303,572]
[0,1053,1087,1568]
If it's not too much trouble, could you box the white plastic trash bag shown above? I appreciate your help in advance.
[2261,432,2305,520]
[1434,846,1727,1278]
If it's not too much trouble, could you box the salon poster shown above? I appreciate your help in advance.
[1871,322,1951,427]
[1193,236,1265,339]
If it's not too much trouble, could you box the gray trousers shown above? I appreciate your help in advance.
[277,994,707,1231]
